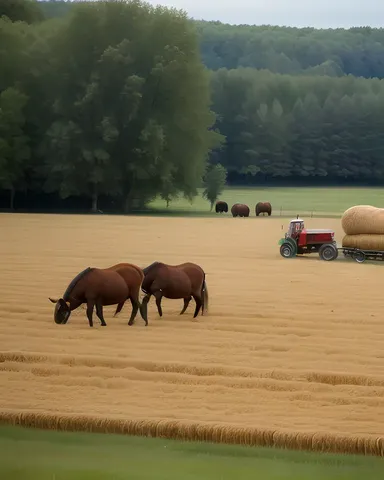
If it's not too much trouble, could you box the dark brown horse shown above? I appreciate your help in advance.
[140,262,208,320]
[215,201,228,213]
[106,263,144,323]
[231,203,250,217]
[255,201,272,216]
[49,263,147,327]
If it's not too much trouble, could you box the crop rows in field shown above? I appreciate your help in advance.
[1,214,384,455]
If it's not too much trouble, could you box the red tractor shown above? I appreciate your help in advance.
[279,218,338,261]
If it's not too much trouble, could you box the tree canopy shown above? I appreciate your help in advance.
[1,0,384,211]
[196,22,384,79]
[39,2,384,79]
[203,163,227,210]
[209,68,384,182]
[0,0,222,211]
[1,0,44,24]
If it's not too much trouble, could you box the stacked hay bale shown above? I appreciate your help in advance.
[342,205,384,250]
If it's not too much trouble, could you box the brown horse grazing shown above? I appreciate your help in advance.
[231,203,250,217]
[140,262,208,320]
[215,201,228,213]
[107,263,144,321]
[48,264,147,327]
[255,201,272,216]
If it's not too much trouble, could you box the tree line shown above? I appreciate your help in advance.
[1,0,384,212]
[39,2,384,80]
[197,22,384,79]
[210,68,384,183]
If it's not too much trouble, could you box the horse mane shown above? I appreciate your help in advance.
[63,267,94,301]
[142,262,161,275]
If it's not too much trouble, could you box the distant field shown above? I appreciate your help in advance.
[1,426,383,480]
[148,186,384,216]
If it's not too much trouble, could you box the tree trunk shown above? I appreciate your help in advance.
[123,182,134,213]
[10,186,15,210]
[91,190,98,213]
[124,196,132,213]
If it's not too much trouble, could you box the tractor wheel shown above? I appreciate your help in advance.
[353,251,365,263]
[319,243,338,261]
[280,243,295,258]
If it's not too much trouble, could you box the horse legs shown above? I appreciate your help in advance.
[139,300,148,326]
[137,296,148,326]
[128,297,142,326]
[86,300,95,327]
[154,290,163,317]
[192,294,202,318]
[180,296,191,315]
[201,287,205,316]
[95,301,107,326]
[140,293,151,321]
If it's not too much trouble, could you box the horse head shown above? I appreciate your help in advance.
[48,297,71,324]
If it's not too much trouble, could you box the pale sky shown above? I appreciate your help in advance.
[145,0,383,28]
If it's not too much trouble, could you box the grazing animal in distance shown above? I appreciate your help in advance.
[215,201,228,213]
[231,203,250,217]
[255,202,272,216]
[48,263,147,327]
[140,261,208,320]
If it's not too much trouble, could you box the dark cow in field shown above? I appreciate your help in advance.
[215,201,228,213]
[255,202,272,216]
[231,203,250,217]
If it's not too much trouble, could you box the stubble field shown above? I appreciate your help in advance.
[1,213,384,455]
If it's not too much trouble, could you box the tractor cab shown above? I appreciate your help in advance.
[286,218,304,239]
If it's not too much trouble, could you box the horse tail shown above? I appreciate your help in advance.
[202,273,208,314]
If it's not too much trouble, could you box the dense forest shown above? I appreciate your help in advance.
[1,0,384,212]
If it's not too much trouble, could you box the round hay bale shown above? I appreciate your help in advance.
[341,205,384,235]
[342,234,384,251]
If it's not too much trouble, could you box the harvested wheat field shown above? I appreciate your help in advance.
[1,213,384,456]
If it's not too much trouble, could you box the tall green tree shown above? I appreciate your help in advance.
[203,163,227,210]
[42,0,222,212]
